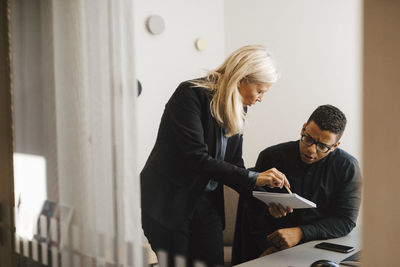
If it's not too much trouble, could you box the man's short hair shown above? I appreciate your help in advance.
[307,105,347,140]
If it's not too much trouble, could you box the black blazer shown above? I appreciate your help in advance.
[141,81,253,229]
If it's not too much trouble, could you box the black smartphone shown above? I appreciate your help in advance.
[314,242,355,253]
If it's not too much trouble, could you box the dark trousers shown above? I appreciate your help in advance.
[142,192,224,267]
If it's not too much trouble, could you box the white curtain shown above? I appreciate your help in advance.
[11,0,142,266]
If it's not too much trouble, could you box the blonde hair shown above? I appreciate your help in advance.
[192,45,278,137]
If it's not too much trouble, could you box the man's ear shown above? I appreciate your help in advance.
[331,140,341,151]
[301,123,307,135]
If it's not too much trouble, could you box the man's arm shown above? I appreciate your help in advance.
[266,158,361,249]
[299,159,361,242]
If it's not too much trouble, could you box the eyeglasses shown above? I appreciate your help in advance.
[300,131,336,153]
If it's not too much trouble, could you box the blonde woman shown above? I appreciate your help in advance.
[141,45,290,266]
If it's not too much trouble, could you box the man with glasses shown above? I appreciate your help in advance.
[232,105,362,265]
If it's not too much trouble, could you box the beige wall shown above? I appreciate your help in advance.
[363,0,400,266]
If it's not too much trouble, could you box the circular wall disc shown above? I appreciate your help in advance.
[195,38,208,51]
[146,15,165,35]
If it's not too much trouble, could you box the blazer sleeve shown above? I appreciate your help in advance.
[165,83,253,194]
[230,134,245,169]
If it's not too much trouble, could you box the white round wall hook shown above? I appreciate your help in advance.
[195,37,208,51]
[146,15,165,35]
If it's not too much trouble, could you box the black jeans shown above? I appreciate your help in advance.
[142,192,224,267]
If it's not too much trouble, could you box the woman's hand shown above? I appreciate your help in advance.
[255,168,290,189]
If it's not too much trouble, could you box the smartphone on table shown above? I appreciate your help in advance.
[314,242,355,253]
